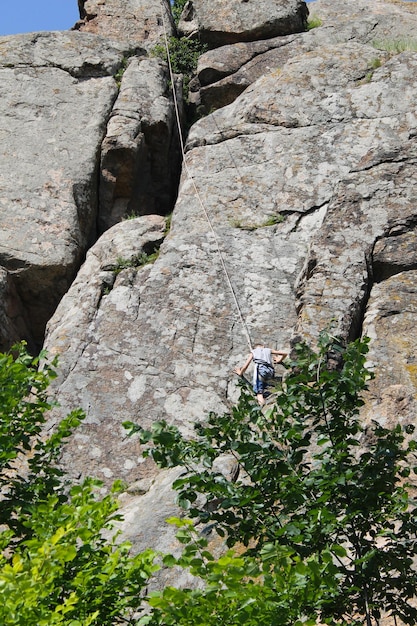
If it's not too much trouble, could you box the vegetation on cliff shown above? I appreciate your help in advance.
[2,335,417,625]
[0,345,156,625]
[151,0,207,104]
[171,0,188,26]
[127,332,417,626]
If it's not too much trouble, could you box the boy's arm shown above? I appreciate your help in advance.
[271,349,288,364]
[234,353,253,376]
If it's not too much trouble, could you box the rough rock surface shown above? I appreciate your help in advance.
[44,35,417,555]
[0,31,131,347]
[362,269,417,431]
[292,53,417,343]
[0,30,133,76]
[75,0,175,50]
[194,34,302,110]
[178,0,308,46]
[0,30,179,348]
[44,215,167,482]
[195,0,417,111]
[3,0,417,570]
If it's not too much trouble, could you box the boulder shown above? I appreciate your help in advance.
[178,0,308,47]
[75,0,175,51]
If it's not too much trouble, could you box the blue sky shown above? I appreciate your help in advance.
[0,0,319,38]
[0,0,80,36]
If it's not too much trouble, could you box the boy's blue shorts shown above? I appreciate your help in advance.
[253,378,267,394]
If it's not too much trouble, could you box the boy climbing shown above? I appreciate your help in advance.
[234,343,288,406]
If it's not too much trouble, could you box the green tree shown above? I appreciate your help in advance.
[138,518,340,626]
[126,332,417,625]
[0,344,157,625]
[0,343,83,539]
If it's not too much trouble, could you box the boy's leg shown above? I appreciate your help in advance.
[254,377,266,406]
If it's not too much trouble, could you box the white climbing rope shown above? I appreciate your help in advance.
[159,4,253,351]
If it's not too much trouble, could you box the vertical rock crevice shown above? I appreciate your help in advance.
[98,57,183,233]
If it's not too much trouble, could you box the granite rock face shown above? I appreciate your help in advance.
[195,0,417,111]
[3,0,417,564]
[178,0,308,46]
[42,2,417,554]
[0,29,178,348]
[44,216,167,484]
[183,41,417,355]
[0,31,126,347]
[75,0,175,51]
[362,270,417,431]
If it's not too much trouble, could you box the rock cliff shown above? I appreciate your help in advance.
[74,0,175,51]
[1,0,417,556]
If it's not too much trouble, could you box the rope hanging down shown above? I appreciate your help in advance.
[159,4,253,351]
